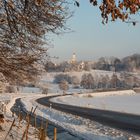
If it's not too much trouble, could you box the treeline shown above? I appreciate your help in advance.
[54,74,80,88]
[53,72,140,90]
[93,54,140,72]
[45,54,140,72]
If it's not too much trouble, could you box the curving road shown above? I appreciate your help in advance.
[37,95,140,136]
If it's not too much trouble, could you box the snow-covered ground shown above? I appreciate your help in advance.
[0,89,139,140]
[0,70,140,140]
[0,92,47,140]
[20,93,140,140]
[19,86,41,93]
[51,90,140,115]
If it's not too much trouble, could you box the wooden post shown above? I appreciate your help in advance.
[12,112,14,117]
[25,113,27,120]
[41,116,43,129]
[54,128,57,140]
[25,115,30,140]
[30,107,33,114]
[21,130,26,140]
[25,112,29,121]
[4,105,6,114]
[46,120,48,128]
[4,119,15,140]
[1,102,4,112]
[34,113,37,129]
[40,128,46,140]
[18,111,22,124]
[32,106,38,115]
[45,120,48,137]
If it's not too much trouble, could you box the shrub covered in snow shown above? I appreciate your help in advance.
[54,74,72,84]
[5,85,17,93]
[59,80,69,94]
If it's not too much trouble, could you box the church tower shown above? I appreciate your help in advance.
[71,53,77,64]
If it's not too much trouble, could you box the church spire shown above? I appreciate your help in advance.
[71,53,76,64]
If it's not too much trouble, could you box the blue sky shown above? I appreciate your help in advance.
[48,1,140,62]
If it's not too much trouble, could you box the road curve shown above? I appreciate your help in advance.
[36,95,140,136]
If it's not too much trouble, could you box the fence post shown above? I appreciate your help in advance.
[34,113,37,129]
[45,120,48,137]
[18,111,22,127]
[4,119,15,140]
[54,128,57,140]
[25,114,30,140]
[40,128,46,140]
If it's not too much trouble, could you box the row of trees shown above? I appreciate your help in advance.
[81,73,140,89]
[93,54,140,72]
[54,72,140,91]
[81,73,123,89]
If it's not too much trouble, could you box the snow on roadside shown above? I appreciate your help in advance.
[0,92,49,140]
[20,94,140,140]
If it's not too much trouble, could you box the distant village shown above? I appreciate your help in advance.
[45,53,140,73]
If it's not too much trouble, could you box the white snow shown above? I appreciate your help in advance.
[20,92,139,140]
[0,88,139,140]
[0,92,47,140]
[19,86,41,93]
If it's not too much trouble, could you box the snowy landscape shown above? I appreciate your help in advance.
[1,1,140,140]
[0,68,140,140]
[1,90,140,140]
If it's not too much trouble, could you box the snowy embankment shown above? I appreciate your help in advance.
[0,92,47,140]
[50,90,140,115]
[20,92,139,140]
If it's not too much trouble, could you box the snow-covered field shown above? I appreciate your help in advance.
[0,70,140,140]
[0,89,139,140]
[51,90,140,115]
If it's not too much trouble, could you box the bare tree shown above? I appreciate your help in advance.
[110,73,122,88]
[0,0,70,83]
[71,76,80,88]
[59,80,69,94]
[99,75,110,89]
[54,74,72,84]
[80,73,94,89]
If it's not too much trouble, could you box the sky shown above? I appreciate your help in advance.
[47,1,140,62]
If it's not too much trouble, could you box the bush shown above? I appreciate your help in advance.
[71,76,80,88]
[54,74,72,84]
[59,80,69,92]
[42,88,48,95]
[5,86,17,93]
